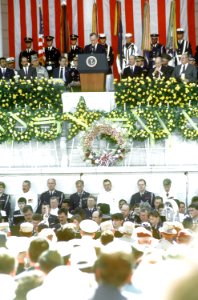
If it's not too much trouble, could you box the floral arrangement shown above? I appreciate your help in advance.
[178,106,198,140]
[82,120,127,166]
[114,77,198,108]
[0,78,65,112]
[63,97,103,140]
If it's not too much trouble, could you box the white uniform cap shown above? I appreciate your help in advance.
[80,219,99,233]
[100,220,114,232]
[6,57,15,62]
[125,33,133,38]
[0,222,9,231]
[119,221,135,234]
[99,33,106,38]
[176,28,185,33]
[20,222,33,233]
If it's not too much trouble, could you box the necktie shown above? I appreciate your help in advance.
[60,67,63,79]
[131,67,134,74]
[181,65,185,74]
[166,193,169,197]
[2,68,5,75]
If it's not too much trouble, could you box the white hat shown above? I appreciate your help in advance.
[38,228,57,242]
[6,57,15,62]
[159,222,177,235]
[6,236,31,253]
[125,33,132,38]
[176,28,185,33]
[119,221,135,234]
[55,241,72,257]
[70,245,97,269]
[20,222,33,233]
[100,220,114,232]
[135,226,152,237]
[80,220,99,233]
[0,222,9,232]
[99,33,106,38]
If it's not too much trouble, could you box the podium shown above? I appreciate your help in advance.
[78,54,109,92]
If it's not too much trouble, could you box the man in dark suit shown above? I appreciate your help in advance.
[84,32,106,54]
[122,55,143,79]
[135,55,149,77]
[17,56,37,79]
[130,178,155,208]
[69,180,90,214]
[161,54,174,79]
[0,181,11,222]
[19,37,37,69]
[45,35,61,76]
[68,34,83,63]
[53,55,72,86]
[0,57,15,80]
[37,178,65,213]
[172,53,197,83]
[84,195,97,219]
[149,57,170,80]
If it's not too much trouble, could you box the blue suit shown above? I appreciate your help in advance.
[53,67,72,85]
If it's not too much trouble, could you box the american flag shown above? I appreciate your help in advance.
[8,0,196,71]
[38,6,45,65]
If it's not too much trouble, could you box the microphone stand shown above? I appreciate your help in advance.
[184,171,189,208]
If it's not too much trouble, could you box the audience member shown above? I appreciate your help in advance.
[69,180,90,213]
[0,181,11,222]
[130,179,155,208]
[97,179,119,214]
[16,180,37,212]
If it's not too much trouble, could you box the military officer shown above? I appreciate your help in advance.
[148,33,166,69]
[19,37,37,69]
[68,34,83,63]
[122,33,139,67]
[69,55,81,91]
[135,55,149,77]
[175,28,192,65]
[99,33,114,91]
[45,36,61,76]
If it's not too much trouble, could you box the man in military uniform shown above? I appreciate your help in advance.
[175,28,192,65]
[68,34,83,63]
[69,180,90,214]
[148,33,166,69]
[45,36,60,77]
[130,179,155,208]
[36,178,65,213]
[69,55,81,91]
[99,33,114,91]
[135,55,149,77]
[19,37,37,69]
[122,33,139,69]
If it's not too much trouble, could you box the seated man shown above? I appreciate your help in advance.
[111,213,124,237]
[69,180,89,213]
[31,55,49,79]
[17,56,37,79]
[0,56,15,80]
[16,180,37,212]
[49,196,59,216]
[149,56,170,80]
[55,208,69,231]
[130,179,155,208]
[37,178,65,213]
[53,55,72,86]
[97,179,119,215]
[121,203,133,222]
[122,55,143,79]
[149,211,162,239]
[84,195,97,219]
[0,181,11,222]
[40,203,59,228]
[172,53,197,83]
[161,53,174,78]
[13,197,26,225]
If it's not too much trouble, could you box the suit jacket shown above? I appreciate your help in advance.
[69,191,90,213]
[0,68,15,80]
[37,190,65,213]
[84,43,106,54]
[0,193,11,218]
[130,191,155,208]
[122,65,143,79]
[149,65,171,80]
[45,214,59,228]
[84,208,97,219]
[172,63,197,83]
[53,67,72,85]
[18,66,37,79]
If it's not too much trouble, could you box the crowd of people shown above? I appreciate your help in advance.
[0,177,198,299]
[0,29,198,92]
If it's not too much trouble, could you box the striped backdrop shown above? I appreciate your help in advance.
[8,0,196,68]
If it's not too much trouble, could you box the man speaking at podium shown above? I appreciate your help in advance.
[84,33,106,54]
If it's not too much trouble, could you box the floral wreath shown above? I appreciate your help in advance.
[82,120,127,166]
[8,109,34,142]
[32,110,62,141]
[178,106,198,140]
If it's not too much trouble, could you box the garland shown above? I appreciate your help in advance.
[82,120,127,166]
[178,107,198,140]
[0,111,9,143]
[115,77,198,108]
